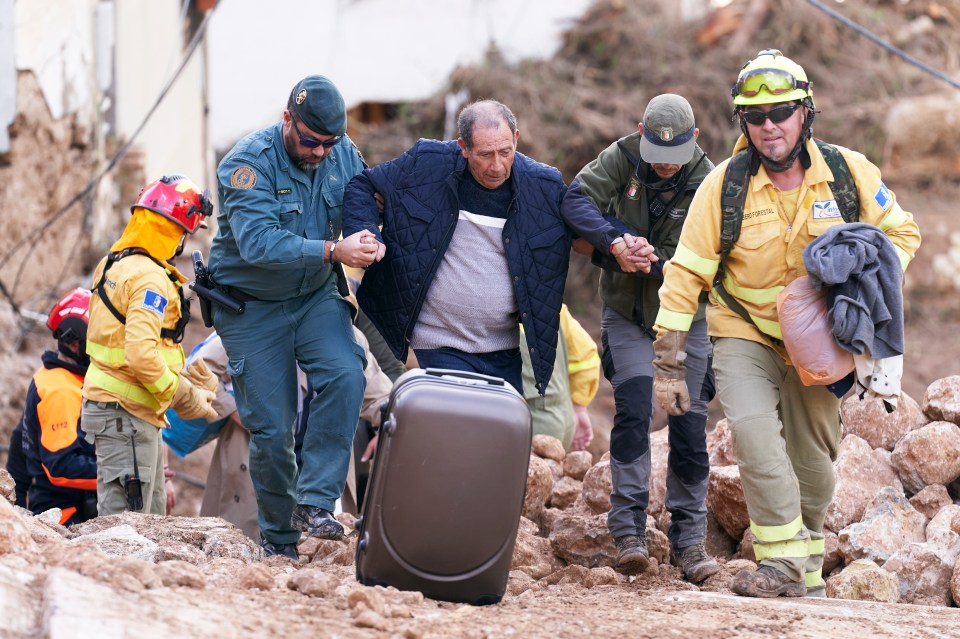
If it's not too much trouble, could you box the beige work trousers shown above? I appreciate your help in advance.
[712,337,841,581]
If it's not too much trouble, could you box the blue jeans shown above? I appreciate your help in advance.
[414,347,523,394]
[214,285,366,544]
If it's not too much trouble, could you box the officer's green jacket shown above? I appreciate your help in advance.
[564,131,713,332]
[209,122,366,301]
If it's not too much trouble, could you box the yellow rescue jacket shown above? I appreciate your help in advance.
[83,251,188,428]
[656,136,921,360]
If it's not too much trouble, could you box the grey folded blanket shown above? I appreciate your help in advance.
[803,222,904,358]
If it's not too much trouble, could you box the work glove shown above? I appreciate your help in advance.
[171,375,218,422]
[653,329,690,416]
[182,358,219,394]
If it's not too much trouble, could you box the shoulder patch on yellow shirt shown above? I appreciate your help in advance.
[142,290,168,316]
[874,182,892,211]
[230,166,257,189]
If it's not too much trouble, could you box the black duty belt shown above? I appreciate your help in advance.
[220,286,261,303]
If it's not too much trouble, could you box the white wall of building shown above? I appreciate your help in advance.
[206,0,593,150]
[114,1,207,188]
[0,0,16,152]
[9,0,206,190]
[6,0,593,188]
[13,0,95,122]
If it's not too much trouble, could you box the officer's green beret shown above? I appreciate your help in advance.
[289,75,347,137]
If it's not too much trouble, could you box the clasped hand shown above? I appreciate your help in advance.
[611,234,659,273]
[336,230,386,268]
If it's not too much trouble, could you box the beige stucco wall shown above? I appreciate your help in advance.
[1,0,210,311]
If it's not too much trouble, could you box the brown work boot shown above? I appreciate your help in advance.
[731,565,806,598]
[614,534,649,575]
[673,542,721,583]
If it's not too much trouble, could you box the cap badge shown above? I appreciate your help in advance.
[659,127,674,142]
[296,89,307,105]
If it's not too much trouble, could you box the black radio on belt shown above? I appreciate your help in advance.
[124,474,143,512]
[126,431,143,512]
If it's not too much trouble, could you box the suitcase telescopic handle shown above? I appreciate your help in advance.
[423,368,505,386]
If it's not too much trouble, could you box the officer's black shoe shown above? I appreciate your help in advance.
[291,504,344,540]
[260,534,299,561]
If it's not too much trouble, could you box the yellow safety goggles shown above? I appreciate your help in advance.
[733,68,810,98]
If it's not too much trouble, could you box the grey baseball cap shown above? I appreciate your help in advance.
[638,94,697,165]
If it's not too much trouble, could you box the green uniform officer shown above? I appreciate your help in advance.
[560,94,719,584]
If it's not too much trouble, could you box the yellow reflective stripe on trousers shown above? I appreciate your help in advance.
[672,242,719,276]
[656,308,694,332]
[808,537,825,556]
[805,569,824,588]
[750,515,807,560]
[84,362,161,411]
[87,340,185,367]
[750,516,803,542]
[753,538,809,560]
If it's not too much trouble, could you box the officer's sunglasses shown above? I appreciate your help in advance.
[290,112,341,149]
[740,104,801,126]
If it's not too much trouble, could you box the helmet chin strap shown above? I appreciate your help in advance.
[741,106,816,174]
[174,233,187,258]
[58,340,90,372]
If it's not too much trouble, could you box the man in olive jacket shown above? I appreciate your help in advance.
[560,94,718,583]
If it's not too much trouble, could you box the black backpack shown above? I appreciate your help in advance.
[713,140,860,343]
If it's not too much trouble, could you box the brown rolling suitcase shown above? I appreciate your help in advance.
[355,368,531,605]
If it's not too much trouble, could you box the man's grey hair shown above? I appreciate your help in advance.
[457,100,517,148]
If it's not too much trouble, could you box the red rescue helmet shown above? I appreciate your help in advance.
[132,174,213,234]
[47,288,91,343]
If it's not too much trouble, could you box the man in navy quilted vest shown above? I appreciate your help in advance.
[343,100,655,397]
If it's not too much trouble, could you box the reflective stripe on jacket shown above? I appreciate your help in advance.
[655,136,921,357]
[83,253,186,427]
[20,351,97,514]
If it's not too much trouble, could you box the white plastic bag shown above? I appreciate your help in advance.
[776,276,854,386]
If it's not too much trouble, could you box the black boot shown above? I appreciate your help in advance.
[291,504,344,540]
[260,534,299,561]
